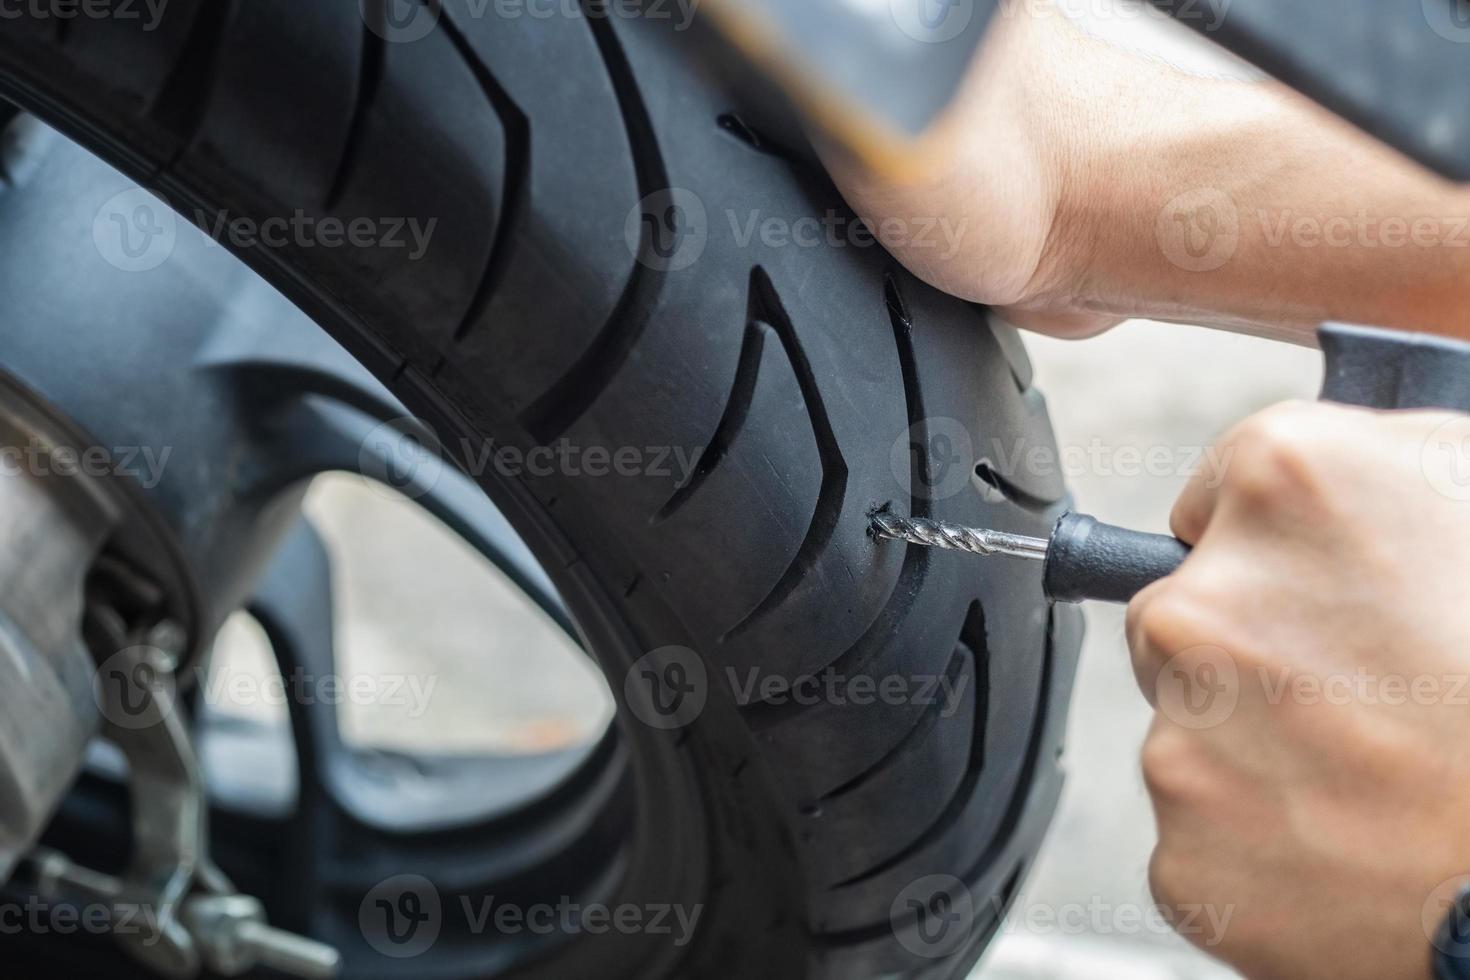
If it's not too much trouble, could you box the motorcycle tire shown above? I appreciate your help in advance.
[0,3,1083,977]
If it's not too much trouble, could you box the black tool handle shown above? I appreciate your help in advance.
[1044,323,1470,604]
[1043,513,1192,605]
[1318,322,1470,411]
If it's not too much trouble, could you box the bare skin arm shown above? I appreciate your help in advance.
[823,1,1470,342]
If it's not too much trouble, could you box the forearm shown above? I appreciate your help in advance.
[1044,51,1470,342]
[829,3,1470,342]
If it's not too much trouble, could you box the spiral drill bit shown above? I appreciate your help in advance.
[870,513,1049,562]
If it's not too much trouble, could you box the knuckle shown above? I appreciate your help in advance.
[1147,845,1189,909]
[1229,405,1320,497]
[1130,587,1203,659]
[1140,725,1200,802]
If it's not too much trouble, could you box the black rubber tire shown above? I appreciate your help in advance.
[0,4,1084,978]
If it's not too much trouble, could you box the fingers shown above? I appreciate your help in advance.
[1125,576,1221,710]
[1169,399,1327,544]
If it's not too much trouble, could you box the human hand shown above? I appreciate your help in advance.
[823,1,1470,342]
[1127,401,1470,979]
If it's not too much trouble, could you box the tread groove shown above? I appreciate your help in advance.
[721,266,850,640]
[828,602,990,890]
[716,112,806,167]
[440,14,531,343]
[519,1,668,442]
[815,648,966,805]
[148,0,235,152]
[740,273,931,721]
[323,24,384,211]
[951,611,1056,873]
[885,273,932,524]
[651,320,768,524]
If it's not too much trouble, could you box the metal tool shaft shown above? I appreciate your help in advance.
[871,513,1049,561]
